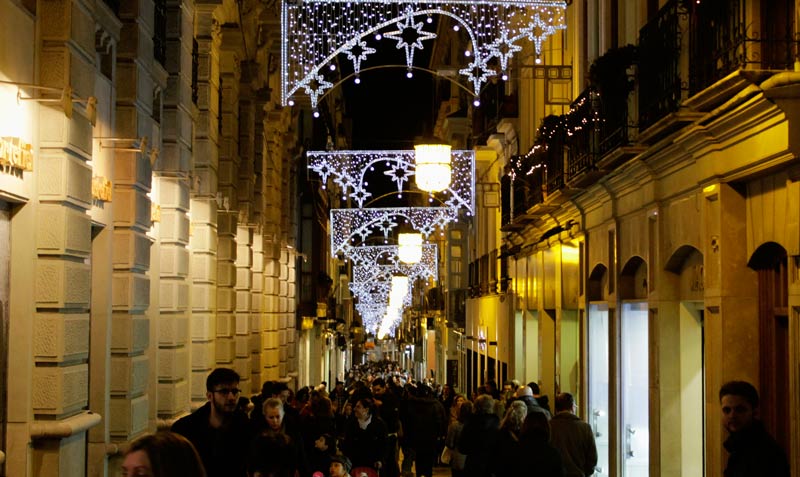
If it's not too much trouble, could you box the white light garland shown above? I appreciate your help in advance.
[331,207,457,255]
[308,149,475,213]
[281,0,567,108]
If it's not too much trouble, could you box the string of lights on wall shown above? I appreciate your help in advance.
[281,0,567,108]
[308,149,475,213]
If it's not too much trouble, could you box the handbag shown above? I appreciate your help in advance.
[440,446,453,465]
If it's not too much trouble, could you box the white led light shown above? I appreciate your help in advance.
[308,149,474,212]
[281,1,568,107]
[473,99,481,107]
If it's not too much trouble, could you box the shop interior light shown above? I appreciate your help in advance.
[414,142,452,192]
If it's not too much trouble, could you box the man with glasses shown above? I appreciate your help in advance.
[172,367,253,477]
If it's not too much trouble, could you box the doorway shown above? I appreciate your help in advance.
[621,301,648,477]
[588,302,610,477]
[748,242,789,458]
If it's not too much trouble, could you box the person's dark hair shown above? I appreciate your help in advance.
[318,433,336,453]
[555,392,575,412]
[126,431,206,477]
[356,397,377,416]
[206,368,240,392]
[458,400,474,423]
[527,382,541,395]
[522,411,550,441]
[311,396,334,418]
[295,385,311,403]
[372,377,386,387]
[719,381,760,408]
[272,381,290,395]
[261,380,275,396]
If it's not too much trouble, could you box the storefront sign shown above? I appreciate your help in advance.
[0,136,33,171]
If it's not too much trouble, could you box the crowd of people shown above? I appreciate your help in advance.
[120,362,788,477]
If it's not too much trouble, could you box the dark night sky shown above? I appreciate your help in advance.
[319,21,441,209]
[340,21,438,151]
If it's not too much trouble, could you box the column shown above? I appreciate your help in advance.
[189,7,221,403]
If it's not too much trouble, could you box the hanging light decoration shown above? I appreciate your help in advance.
[398,233,423,264]
[414,143,452,192]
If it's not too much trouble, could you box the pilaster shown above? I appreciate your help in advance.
[10,1,100,475]
[189,6,221,402]
[702,182,760,475]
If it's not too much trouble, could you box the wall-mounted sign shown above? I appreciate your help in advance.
[0,137,33,171]
[91,176,112,202]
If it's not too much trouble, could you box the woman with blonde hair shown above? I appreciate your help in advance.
[248,397,308,477]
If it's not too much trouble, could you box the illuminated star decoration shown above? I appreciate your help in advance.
[384,162,413,193]
[303,71,334,109]
[345,39,377,76]
[488,29,523,73]
[383,7,438,70]
[459,55,496,96]
[521,12,561,57]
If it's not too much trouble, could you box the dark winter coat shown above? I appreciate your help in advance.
[171,402,253,477]
[517,433,564,477]
[457,412,500,477]
[549,412,598,477]
[723,421,789,477]
[341,415,389,469]
[516,395,552,419]
[248,427,308,477]
[405,395,448,449]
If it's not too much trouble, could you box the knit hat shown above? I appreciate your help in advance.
[330,454,352,472]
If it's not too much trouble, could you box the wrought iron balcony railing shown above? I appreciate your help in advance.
[689,0,800,95]
[638,0,684,130]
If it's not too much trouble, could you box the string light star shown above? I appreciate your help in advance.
[302,71,333,109]
[384,163,413,193]
[345,39,377,76]
[459,55,496,96]
[282,1,567,107]
[487,29,523,73]
[382,8,438,69]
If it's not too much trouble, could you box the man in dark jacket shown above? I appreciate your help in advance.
[373,377,402,477]
[515,385,552,418]
[406,384,447,477]
[458,394,499,477]
[720,380,789,477]
[172,367,253,477]
[550,393,597,477]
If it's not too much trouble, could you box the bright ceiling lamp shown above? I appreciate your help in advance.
[390,275,409,304]
[398,232,423,264]
[414,143,452,192]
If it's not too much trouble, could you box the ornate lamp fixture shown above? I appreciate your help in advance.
[398,232,423,264]
[414,143,452,192]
